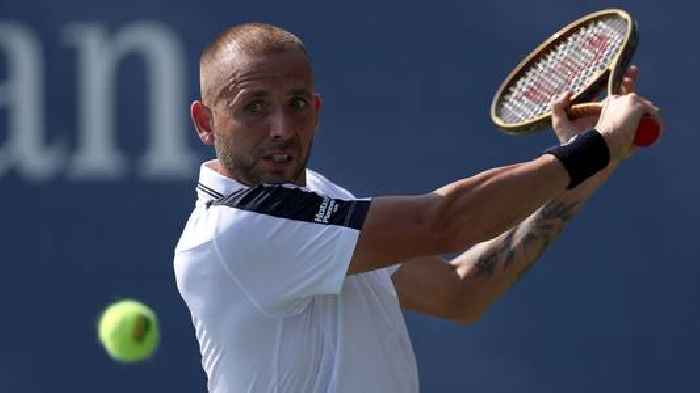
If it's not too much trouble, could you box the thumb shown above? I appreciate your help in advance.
[550,91,573,131]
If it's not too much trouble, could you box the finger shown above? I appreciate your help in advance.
[621,76,636,95]
[621,65,639,95]
[550,91,572,112]
[550,91,572,128]
[624,65,639,81]
[637,95,660,113]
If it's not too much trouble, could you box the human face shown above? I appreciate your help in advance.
[210,50,319,186]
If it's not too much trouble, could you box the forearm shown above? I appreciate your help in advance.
[449,163,617,322]
[353,154,571,273]
[432,154,569,251]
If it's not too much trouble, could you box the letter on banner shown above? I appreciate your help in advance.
[64,22,195,180]
[0,22,67,182]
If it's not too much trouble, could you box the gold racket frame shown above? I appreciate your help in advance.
[490,8,635,134]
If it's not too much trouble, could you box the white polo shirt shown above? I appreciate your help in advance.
[174,161,419,393]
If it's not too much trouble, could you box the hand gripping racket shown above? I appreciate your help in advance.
[490,9,660,146]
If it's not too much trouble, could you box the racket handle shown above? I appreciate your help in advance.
[634,115,660,147]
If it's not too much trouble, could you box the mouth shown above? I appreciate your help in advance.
[262,152,292,163]
[260,151,295,168]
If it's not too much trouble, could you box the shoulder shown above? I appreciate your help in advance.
[209,183,369,231]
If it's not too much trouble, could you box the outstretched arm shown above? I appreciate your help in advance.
[349,90,653,274]
[392,66,647,323]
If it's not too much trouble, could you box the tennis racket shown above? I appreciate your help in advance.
[490,8,660,146]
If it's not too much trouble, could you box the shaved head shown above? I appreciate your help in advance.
[199,23,311,105]
[190,22,320,186]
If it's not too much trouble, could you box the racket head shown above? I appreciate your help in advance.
[490,9,637,134]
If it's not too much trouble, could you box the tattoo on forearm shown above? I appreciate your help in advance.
[474,200,582,280]
[475,228,516,277]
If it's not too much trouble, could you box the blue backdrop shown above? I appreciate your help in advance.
[2,0,697,391]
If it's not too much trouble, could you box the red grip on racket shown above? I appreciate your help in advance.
[634,115,660,147]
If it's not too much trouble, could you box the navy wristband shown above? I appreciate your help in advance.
[544,130,610,189]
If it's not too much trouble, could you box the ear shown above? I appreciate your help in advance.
[313,94,321,111]
[191,100,215,146]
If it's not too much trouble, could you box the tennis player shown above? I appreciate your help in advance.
[174,23,661,393]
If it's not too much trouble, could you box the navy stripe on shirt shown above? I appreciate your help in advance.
[208,184,370,230]
[197,183,225,199]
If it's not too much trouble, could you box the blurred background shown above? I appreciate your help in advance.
[3,0,697,391]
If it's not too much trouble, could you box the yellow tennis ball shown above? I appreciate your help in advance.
[98,299,160,363]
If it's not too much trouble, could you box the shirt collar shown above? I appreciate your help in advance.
[195,160,246,202]
[195,159,319,203]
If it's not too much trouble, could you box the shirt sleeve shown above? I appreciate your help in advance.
[209,184,371,316]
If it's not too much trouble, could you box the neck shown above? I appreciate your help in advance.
[210,160,307,187]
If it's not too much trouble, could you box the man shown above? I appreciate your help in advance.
[174,23,661,393]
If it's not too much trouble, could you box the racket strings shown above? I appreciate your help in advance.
[496,16,628,124]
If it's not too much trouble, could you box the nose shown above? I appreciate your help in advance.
[269,108,294,141]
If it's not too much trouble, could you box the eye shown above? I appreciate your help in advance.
[244,100,267,114]
[289,96,309,112]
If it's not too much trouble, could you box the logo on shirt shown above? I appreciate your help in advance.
[315,196,338,224]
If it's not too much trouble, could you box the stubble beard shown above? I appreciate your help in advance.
[216,137,312,186]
